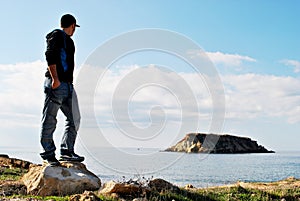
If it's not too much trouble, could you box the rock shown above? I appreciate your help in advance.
[99,178,179,199]
[0,154,9,158]
[0,155,32,169]
[148,178,180,193]
[21,162,101,196]
[99,180,146,197]
[165,133,274,153]
[187,141,201,153]
[184,184,194,189]
[132,198,148,201]
[69,191,102,201]
[285,176,296,181]
[0,181,27,196]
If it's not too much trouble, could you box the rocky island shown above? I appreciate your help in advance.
[165,133,274,153]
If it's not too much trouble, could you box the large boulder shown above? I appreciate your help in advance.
[21,162,101,196]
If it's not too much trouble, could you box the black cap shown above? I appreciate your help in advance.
[61,14,80,28]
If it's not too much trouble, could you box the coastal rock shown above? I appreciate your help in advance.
[0,155,32,169]
[0,181,27,196]
[0,154,9,158]
[184,184,195,189]
[148,178,180,193]
[21,162,101,196]
[132,198,148,201]
[165,133,274,153]
[69,191,102,201]
[237,177,300,191]
[99,180,147,197]
[99,178,178,199]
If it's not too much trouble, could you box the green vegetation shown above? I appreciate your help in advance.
[122,187,299,201]
[1,195,69,201]
[98,195,119,201]
[0,166,27,181]
[1,186,300,201]
[145,186,300,201]
[197,186,279,201]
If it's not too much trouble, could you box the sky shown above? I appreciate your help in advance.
[0,0,299,155]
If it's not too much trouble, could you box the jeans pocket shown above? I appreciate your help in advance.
[52,82,64,91]
[51,82,68,98]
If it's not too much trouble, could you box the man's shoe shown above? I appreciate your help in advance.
[44,156,61,166]
[59,152,84,162]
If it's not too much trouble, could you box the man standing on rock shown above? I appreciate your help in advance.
[40,14,84,166]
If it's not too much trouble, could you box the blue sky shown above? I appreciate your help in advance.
[1,1,299,67]
[0,1,299,154]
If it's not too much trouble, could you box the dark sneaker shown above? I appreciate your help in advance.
[59,152,84,162]
[44,156,61,166]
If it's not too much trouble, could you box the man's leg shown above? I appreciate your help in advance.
[60,86,84,162]
[40,87,61,161]
[40,79,67,165]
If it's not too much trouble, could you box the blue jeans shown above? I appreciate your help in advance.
[40,78,81,160]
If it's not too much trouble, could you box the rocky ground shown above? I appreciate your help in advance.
[1,155,300,201]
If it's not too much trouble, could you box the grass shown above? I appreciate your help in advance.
[194,185,300,201]
[143,185,300,201]
[96,185,300,201]
[0,166,28,181]
[1,185,300,201]
[1,195,69,201]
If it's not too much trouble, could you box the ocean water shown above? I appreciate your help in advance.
[1,146,300,188]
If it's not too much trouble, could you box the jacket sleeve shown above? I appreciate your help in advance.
[45,31,61,66]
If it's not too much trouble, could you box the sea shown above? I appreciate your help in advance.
[1,146,300,188]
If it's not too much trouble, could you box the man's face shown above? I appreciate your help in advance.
[71,24,76,36]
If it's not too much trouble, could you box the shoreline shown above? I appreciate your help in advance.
[1,151,300,187]
[1,155,300,200]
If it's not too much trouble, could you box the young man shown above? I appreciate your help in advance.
[40,14,84,166]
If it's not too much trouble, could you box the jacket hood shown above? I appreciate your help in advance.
[46,29,65,40]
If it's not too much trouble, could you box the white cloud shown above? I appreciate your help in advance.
[88,64,300,127]
[206,51,257,66]
[1,60,299,143]
[92,65,212,126]
[222,73,300,123]
[75,64,300,149]
[280,59,300,73]
[0,60,46,127]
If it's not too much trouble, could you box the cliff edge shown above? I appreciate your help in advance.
[165,133,274,153]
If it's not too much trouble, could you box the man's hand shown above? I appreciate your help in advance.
[48,64,61,89]
[52,79,61,89]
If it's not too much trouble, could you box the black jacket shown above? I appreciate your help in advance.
[45,29,75,83]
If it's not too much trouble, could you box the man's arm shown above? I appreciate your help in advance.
[48,64,61,89]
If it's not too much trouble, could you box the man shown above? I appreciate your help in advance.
[40,14,84,166]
